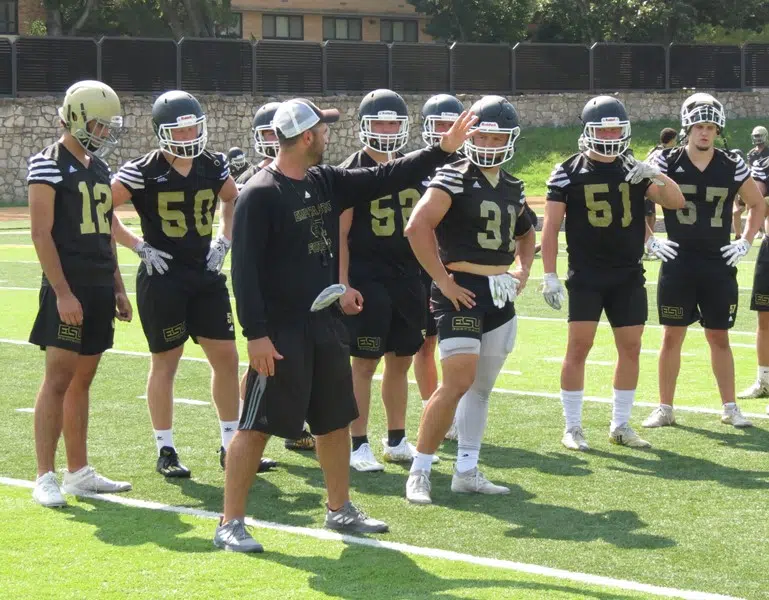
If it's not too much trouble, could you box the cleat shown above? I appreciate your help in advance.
[33,472,67,508]
[610,424,652,448]
[722,405,752,428]
[406,470,432,505]
[156,446,191,478]
[284,429,316,451]
[214,518,263,553]
[451,467,510,495]
[219,446,277,473]
[324,501,388,534]
[737,381,769,399]
[62,466,131,495]
[642,405,676,428]
[350,443,384,472]
[561,426,589,451]
[381,437,438,464]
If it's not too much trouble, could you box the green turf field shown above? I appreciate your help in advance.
[1,228,768,599]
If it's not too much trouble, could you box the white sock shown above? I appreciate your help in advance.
[220,420,239,450]
[723,402,736,411]
[154,429,174,454]
[611,388,635,430]
[456,447,480,473]
[410,452,434,474]
[561,389,584,430]
[758,366,769,383]
[422,399,429,409]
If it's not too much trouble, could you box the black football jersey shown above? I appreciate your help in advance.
[230,161,252,182]
[752,156,768,186]
[546,153,650,271]
[654,147,750,259]
[27,143,115,286]
[337,150,424,279]
[235,164,262,188]
[115,150,229,269]
[747,146,769,167]
[428,158,531,267]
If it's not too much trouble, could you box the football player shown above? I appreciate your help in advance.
[414,93,465,442]
[227,147,251,181]
[737,157,769,405]
[337,88,433,472]
[733,126,769,240]
[111,90,274,477]
[28,80,132,507]
[404,95,536,504]
[642,93,765,429]
[540,96,684,451]
[643,128,678,249]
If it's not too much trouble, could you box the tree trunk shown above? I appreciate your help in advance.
[180,0,204,36]
[159,0,184,39]
[46,8,64,36]
[68,0,97,35]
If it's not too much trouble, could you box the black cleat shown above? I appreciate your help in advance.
[220,446,277,473]
[157,446,191,478]
[284,429,316,451]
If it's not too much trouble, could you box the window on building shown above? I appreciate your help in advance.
[323,17,362,41]
[216,12,242,38]
[0,1,17,34]
[262,14,303,40]
[381,19,418,43]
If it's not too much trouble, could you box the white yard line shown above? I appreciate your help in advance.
[0,476,743,600]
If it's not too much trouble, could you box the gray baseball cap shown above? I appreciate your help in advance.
[273,98,340,139]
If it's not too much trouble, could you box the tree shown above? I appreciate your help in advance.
[408,0,535,43]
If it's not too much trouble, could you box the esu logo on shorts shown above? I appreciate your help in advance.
[452,316,481,333]
[57,324,82,343]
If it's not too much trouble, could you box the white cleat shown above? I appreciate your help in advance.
[642,405,676,428]
[722,405,753,428]
[382,438,439,463]
[62,465,132,495]
[610,423,652,448]
[737,381,769,399]
[561,426,589,451]
[350,443,384,472]
[406,470,432,504]
[33,472,67,508]
[451,467,510,495]
[444,421,458,441]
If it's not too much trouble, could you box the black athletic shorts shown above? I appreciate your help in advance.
[239,313,358,439]
[136,263,235,353]
[344,274,425,358]
[566,267,648,328]
[421,270,437,338]
[431,271,515,342]
[657,256,738,329]
[29,284,115,355]
[751,238,769,311]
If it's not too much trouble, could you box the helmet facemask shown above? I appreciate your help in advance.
[582,117,631,158]
[253,126,279,158]
[229,153,246,169]
[157,114,208,159]
[464,123,520,168]
[359,111,409,153]
[422,113,459,147]
[76,116,124,159]
[681,96,725,134]
[752,127,768,146]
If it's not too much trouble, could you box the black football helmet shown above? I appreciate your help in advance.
[580,96,631,157]
[421,94,464,146]
[464,95,520,167]
[152,90,207,158]
[227,147,246,169]
[680,93,725,134]
[358,88,409,153]
[252,101,280,158]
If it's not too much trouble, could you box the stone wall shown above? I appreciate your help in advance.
[2,89,769,205]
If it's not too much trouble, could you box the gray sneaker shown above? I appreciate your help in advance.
[324,501,389,534]
[213,518,263,553]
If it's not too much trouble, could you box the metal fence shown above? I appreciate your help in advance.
[0,36,768,96]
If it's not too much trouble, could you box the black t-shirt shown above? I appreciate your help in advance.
[115,150,230,270]
[546,152,651,272]
[654,147,750,259]
[338,149,424,280]
[428,158,531,267]
[230,144,453,340]
[27,142,115,286]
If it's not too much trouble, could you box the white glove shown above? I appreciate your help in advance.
[133,240,172,276]
[489,273,520,309]
[720,237,752,267]
[310,284,347,312]
[622,154,664,186]
[206,235,231,273]
[645,236,679,262]
[540,272,566,310]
